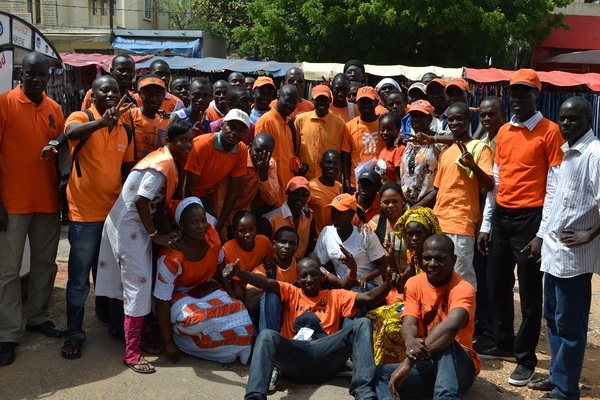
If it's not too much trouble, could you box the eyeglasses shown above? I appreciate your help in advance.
[287,78,305,85]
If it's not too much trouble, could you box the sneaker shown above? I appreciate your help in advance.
[475,337,515,361]
[268,367,282,392]
[508,364,535,386]
[336,358,353,377]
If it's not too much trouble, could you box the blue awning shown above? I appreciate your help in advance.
[135,56,298,77]
[111,37,201,56]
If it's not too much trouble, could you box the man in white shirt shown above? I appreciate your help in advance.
[527,97,600,400]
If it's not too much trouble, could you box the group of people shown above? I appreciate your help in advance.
[0,51,598,400]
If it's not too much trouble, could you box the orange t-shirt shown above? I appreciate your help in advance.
[134,92,183,113]
[346,116,385,185]
[223,234,273,275]
[253,258,298,284]
[296,111,350,181]
[433,142,493,237]
[308,178,342,234]
[128,107,170,161]
[184,133,248,197]
[495,119,563,209]
[65,105,135,222]
[0,87,64,214]
[278,282,357,338]
[255,108,298,206]
[269,98,314,119]
[330,103,359,123]
[378,145,405,184]
[403,272,480,374]
[263,205,313,258]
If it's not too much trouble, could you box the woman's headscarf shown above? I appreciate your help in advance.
[393,207,442,239]
[375,78,401,93]
[174,197,204,225]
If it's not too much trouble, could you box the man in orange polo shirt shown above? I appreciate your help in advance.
[296,85,350,181]
[345,86,384,192]
[250,77,276,124]
[81,54,137,110]
[308,150,343,234]
[477,69,564,386]
[134,59,184,114]
[269,67,314,118]
[329,73,359,123]
[255,84,300,206]
[0,52,65,366]
[61,76,136,359]
[183,109,250,238]
[354,170,382,224]
[130,75,171,161]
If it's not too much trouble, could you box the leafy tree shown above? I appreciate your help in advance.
[232,0,573,67]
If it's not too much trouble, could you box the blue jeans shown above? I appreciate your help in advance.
[375,340,476,399]
[544,272,592,400]
[245,318,377,400]
[64,221,105,342]
[258,291,282,333]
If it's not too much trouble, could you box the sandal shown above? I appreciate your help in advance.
[124,357,156,374]
[61,339,82,360]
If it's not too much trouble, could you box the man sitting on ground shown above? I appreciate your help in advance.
[224,257,396,400]
[375,234,479,399]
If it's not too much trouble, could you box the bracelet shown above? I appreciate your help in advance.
[148,230,158,237]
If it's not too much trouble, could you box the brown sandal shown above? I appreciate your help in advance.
[124,357,156,374]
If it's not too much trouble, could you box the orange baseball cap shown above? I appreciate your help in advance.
[311,84,332,100]
[426,78,447,91]
[325,193,357,212]
[445,78,469,92]
[509,69,542,91]
[138,74,166,90]
[253,76,276,90]
[408,100,435,116]
[286,176,310,192]
[356,86,377,101]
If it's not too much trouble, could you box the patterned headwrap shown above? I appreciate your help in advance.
[393,207,442,239]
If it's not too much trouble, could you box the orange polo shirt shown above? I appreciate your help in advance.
[204,104,225,122]
[308,178,342,234]
[269,98,314,118]
[255,108,299,206]
[128,107,170,161]
[296,110,350,181]
[346,116,385,185]
[0,86,64,214]
[134,92,183,113]
[65,105,135,222]
[184,132,248,197]
[495,119,563,209]
[433,143,493,237]
[330,103,359,123]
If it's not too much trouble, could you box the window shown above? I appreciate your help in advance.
[91,0,97,16]
[35,0,41,24]
[102,0,107,16]
[145,0,152,19]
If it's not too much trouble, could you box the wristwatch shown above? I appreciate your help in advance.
[48,140,60,147]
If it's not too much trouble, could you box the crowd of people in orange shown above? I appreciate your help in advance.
[1,51,599,400]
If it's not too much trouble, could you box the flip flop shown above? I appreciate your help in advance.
[124,359,156,374]
[61,339,82,360]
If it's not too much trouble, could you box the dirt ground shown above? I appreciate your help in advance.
[1,227,599,399]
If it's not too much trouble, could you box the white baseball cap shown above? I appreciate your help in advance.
[223,108,250,128]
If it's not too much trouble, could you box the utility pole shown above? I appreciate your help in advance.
[109,0,115,43]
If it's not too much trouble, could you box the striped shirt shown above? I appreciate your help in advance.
[539,130,600,278]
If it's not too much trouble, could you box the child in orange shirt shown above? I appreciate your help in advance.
[223,211,273,300]
[377,113,405,184]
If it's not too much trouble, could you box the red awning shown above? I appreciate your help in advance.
[464,67,600,92]
[60,53,153,72]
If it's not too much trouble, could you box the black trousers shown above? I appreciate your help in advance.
[491,205,543,368]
